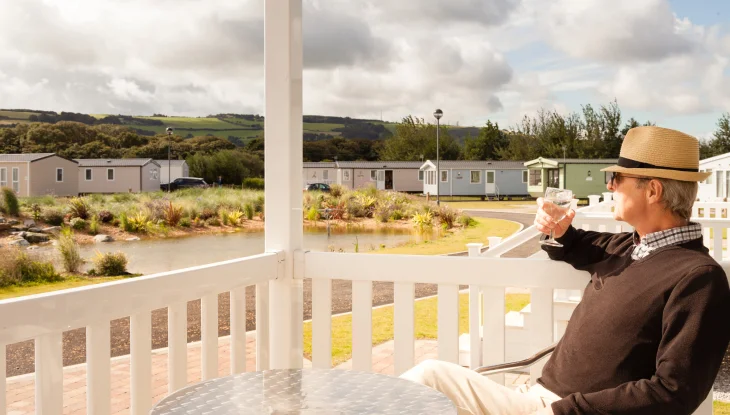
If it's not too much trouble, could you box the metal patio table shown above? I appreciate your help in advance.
[150,368,457,414]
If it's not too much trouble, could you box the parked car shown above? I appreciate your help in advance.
[160,177,209,191]
[305,183,331,192]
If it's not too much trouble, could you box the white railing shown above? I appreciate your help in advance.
[0,253,279,415]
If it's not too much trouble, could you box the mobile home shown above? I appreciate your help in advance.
[0,153,79,197]
[77,159,161,194]
[420,160,529,199]
[523,158,618,199]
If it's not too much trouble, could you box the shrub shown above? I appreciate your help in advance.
[305,206,320,221]
[390,210,404,221]
[70,217,87,230]
[119,213,132,232]
[219,210,230,226]
[68,197,91,220]
[0,247,62,286]
[179,217,192,227]
[57,227,84,273]
[329,184,344,198]
[243,203,255,220]
[412,211,433,229]
[206,217,221,227]
[242,178,265,190]
[199,208,217,220]
[98,210,114,223]
[89,193,105,204]
[225,210,244,226]
[457,214,477,228]
[2,187,20,216]
[163,202,184,227]
[253,195,265,213]
[127,212,153,233]
[42,208,65,226]
[437,206,458,229]
[89,216,100,235]
[30,203,42,221]
[92,252,128,276]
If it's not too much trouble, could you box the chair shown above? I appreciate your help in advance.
[473,344,714,415]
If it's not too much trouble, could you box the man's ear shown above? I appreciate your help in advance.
[647,179,663,205]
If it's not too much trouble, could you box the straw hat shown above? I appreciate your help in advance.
[601,126,711,182]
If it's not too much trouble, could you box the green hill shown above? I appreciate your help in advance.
[0,109,480,146]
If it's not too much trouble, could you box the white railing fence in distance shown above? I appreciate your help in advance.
[0,253,280,415]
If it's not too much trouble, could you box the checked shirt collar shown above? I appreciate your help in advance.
[631,222,703,260]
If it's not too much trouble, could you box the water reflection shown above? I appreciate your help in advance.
[55,227,438,275]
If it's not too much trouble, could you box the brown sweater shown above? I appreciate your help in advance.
[539,226,730,415]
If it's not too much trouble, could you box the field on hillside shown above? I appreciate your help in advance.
[1,109,472,146]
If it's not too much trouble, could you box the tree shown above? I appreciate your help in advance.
[463,121,508,160]
[379,116,461,161]
[710,113,730,156]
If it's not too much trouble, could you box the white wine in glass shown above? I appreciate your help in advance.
[540,187,573,247]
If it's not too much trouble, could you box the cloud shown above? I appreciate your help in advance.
[373,0,519,26]
[540,0,696,63]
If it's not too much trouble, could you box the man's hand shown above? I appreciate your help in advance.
[529,406,554,415]
[535,197,575,239]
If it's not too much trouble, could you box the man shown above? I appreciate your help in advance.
[401,126,730,414]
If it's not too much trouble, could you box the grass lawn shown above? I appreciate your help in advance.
[444,200,537,210]
[303,122,344,132]
[0,276,128,301]
[0,110,37,120]
[375,217,521,256]
[303,292,531,366]
[716,401,730,414]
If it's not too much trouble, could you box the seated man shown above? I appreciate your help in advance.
[401,126,730,415]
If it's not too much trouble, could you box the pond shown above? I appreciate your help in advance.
[50,227,437,275]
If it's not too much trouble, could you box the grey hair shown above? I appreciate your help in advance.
[635,178,697,220]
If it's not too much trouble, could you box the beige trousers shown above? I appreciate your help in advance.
[400,360,561,415]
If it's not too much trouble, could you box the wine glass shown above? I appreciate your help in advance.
[539,187,573,247]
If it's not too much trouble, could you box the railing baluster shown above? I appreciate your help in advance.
[87,321,111,415]
[529,288,554,386]
[394,282,415,375]
[130,312,151,415]
[167,302,187,393]
[481,286,505,384]
[35,333,63,415]
[312,279,332,369]
[467,243,483,369]
[352,280,372,371]
[201,294,218,380]
[0,343,5,415]
[230,287,247,374]
[437,284,459,364]
[256,282,270,371]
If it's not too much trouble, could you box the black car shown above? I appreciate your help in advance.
[305,183,331,192]
[161,177,209,191]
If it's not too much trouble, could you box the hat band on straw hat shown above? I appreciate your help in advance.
[617,157,698,173]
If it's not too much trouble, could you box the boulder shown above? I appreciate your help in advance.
[23,219,36,227]
[0,223,11,231]
[126,236,141,241]
[0,216,5,223]
[7,219,20,226]
[11,231,26,238]
[11,226,28,232]
[93,234,114,243]
[8,238,29,247]
[28,227,43,233]
[42,227,61,235]
[24,232,50,243]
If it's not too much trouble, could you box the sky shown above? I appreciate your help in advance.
[0,0,729,139]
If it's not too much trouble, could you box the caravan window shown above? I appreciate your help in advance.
[529,170,541,186]
[441,170,449,182]
[418,170,424,181]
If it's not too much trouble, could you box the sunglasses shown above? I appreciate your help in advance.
[608,172,651,186]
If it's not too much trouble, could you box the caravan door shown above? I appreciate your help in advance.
[485,170,496,194]
[376,170,385,190]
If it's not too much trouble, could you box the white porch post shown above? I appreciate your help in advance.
[264,0,304,370]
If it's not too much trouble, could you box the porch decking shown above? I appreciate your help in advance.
[4,334,530,415]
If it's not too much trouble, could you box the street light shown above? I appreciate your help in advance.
[166,127,173,193]
[433,109,443,206]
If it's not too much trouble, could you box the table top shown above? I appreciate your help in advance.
[150,368,457,414]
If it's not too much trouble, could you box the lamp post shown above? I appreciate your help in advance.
[433,109,443,206]
[166,127,173,193]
